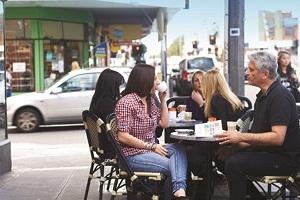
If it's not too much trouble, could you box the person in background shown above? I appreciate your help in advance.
[201,68,244,130]
[5,63,12,97]
[89,68,124,158]
[215,51,300,200]
[186,70,206,122]
[71,61,80,71]
[115,64,189,200]
[277,50,300,102]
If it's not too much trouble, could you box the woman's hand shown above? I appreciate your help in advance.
[153,144,169,157]
[158,91,167,103]
[191,91,204,107]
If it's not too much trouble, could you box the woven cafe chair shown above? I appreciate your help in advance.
[82,110,119,200]
[106,113,165,200]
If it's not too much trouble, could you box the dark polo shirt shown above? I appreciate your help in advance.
[251,79,300,152]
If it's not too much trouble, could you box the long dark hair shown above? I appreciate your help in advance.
[90,68,124,107]
[277,50,294,78]
[122,64,155,114]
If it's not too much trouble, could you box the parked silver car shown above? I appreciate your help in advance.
[7,67,131,132]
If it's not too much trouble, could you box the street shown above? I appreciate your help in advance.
[0,125,116,200]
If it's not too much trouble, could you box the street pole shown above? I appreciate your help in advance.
[0,0,12,175]
[228,0,245,95]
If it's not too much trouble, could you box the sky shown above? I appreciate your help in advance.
[141,0,300,55]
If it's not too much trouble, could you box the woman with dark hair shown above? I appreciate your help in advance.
[277,50,300,102]
[115,64,189,200]
[89,68,124,159]
[89,68,124,122]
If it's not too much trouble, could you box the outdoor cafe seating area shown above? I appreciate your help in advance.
[81,97,300,200]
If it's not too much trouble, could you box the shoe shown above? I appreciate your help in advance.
[173,196,190,200]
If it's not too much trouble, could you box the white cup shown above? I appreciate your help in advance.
[227,121,237,131]
[156,81,168,93]
[169,110,177,120]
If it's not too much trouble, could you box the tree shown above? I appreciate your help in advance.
[168,35,184,56]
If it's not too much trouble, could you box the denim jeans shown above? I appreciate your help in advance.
[127,143,188,194]
[225,151,295,200]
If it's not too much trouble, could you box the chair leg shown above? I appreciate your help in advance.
[106,166,115,191]
[84,163,95,200]
[99,166,105,200]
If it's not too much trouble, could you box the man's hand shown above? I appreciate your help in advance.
[215,131,242,145]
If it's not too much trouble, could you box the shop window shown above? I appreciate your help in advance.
[6,20,25,39]
[44,40,65,87]
[42,21,63,39]
[66,41,83,68]
[63,22,84,40]
[5,40,34,92]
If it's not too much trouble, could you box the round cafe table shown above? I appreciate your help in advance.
[170,132,216,200]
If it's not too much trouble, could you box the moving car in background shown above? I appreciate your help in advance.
[7,67,131,132]
[169,55,218,96]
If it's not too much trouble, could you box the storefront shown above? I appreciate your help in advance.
[5,7,93,92]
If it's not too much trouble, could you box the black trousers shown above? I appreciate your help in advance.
[224,151,295,200]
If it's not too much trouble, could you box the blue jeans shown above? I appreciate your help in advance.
[127,143,187,194]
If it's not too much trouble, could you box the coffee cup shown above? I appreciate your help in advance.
[184,112,192,120]
[177,105,187,113]
[156,81,167,93]
[227,121,237,131]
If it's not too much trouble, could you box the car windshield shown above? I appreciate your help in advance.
[187,57,214,71]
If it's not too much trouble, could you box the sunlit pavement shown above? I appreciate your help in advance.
[0,125,231,200]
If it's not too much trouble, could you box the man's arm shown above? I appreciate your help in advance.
[215,125,287,146]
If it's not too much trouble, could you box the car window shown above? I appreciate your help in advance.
[59,72,99,93]
[187,57,214,71]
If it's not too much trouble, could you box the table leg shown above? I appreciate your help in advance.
[204,143,213,200]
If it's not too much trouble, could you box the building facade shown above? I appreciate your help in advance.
[259,10,298,41]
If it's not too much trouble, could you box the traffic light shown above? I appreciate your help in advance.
[209,35,216,45]
[192,41,198,49]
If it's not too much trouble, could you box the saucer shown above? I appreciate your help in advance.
[175,129,194,135]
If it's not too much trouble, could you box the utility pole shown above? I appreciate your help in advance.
[228,0,245,95]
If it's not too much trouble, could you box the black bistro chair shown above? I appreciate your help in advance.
[106,113,165,200]
[237,110,300,199]
[82,110,119,200]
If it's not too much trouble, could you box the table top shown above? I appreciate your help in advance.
[168,120,202,128]
[170,132,217,142]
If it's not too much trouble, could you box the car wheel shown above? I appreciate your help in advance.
[15,108,41,132]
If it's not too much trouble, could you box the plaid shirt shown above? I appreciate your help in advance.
[115,93,161,156]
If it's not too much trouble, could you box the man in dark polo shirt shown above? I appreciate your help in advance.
[215,51,300,200]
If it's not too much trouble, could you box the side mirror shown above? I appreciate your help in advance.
[172,68,180,73]
[51,87,62,94]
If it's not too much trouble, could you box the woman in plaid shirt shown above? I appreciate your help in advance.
[115,64,189,200]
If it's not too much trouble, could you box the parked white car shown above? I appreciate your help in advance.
[7,67,131,132]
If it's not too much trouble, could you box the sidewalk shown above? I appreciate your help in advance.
[0,165,229,200]
[0,127,229,200]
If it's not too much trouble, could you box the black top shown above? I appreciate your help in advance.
[277,65,299,90]
[211,94,245,130]
[251,80,300,152]
[186,96,207,122]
